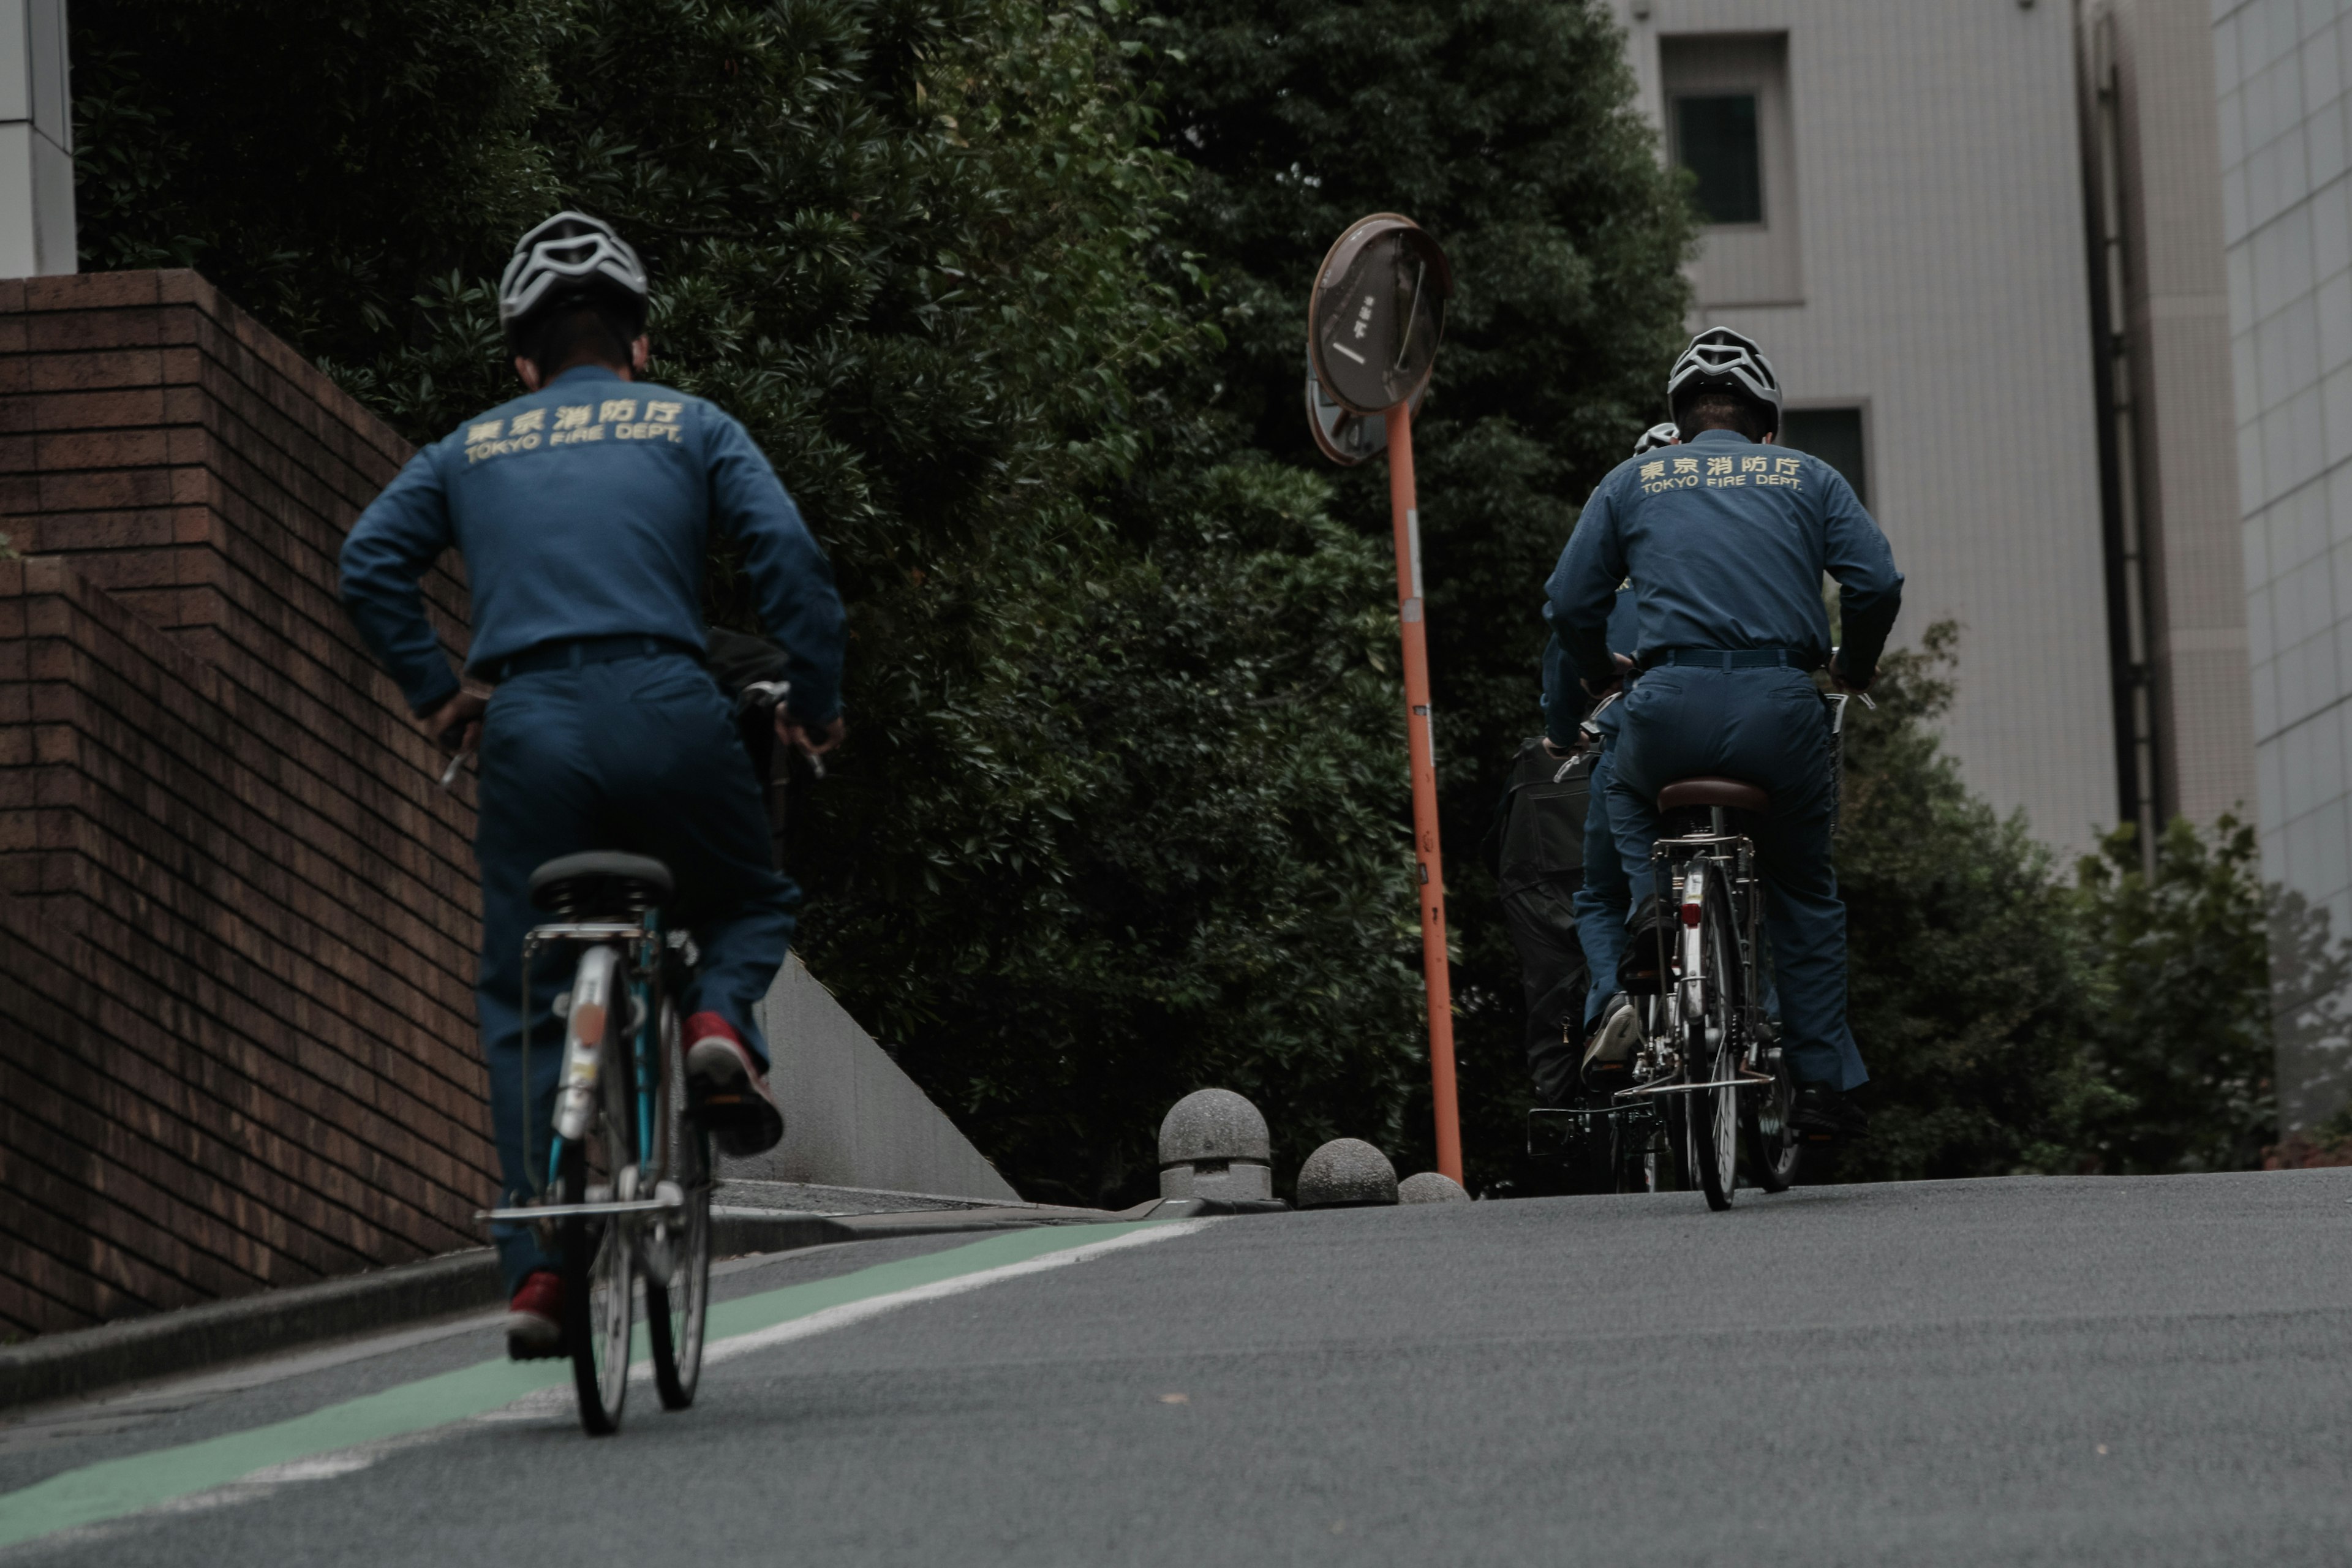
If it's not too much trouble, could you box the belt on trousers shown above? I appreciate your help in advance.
[489,635,699,682]
[1647,647,1819,671]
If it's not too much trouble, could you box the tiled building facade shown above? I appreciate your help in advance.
[2215,0,2352,1126]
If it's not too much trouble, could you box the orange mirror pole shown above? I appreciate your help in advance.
[1383,401,1462,1185]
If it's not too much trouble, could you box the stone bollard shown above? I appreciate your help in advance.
[1398,1171,1470,1204]
[1294,1138,1400,1208]
[1158,1089,1274,1202]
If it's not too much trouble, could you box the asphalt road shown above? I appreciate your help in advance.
[4,1169,2351,1566]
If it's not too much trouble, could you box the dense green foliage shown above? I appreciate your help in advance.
[74,0,561,356]
[70,0,2307,1198]
[2072,816,2277,1173]
[1829,624,2324,1180]
[1830,626,2118,1180]
[74,0,1454,1203]
[1132,0,1698,1181]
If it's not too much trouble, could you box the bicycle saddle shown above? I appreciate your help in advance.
[527,851,676,914]
[1656,777,1771,815]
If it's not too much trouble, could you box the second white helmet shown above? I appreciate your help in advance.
[1632,421,1681,456]
[498,211,649,348]
[1666,326,1782,434]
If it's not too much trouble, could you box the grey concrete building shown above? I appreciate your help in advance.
[1612,0,2124,853]
[0,0,74,277]
[2082,0,2256,848]
[2209,0,2352,1128]
[1608,0,2258,865]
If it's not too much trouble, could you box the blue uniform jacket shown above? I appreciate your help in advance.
[1546,429,1902,692]
[339,364,847,723]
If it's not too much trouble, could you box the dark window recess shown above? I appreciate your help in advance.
[1675,94,1763,225]
[1780,408,1868,508]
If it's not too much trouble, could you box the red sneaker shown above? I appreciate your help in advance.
[685,1011,785,1157]
[506,1269,563,1360]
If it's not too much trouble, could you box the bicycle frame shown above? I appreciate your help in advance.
[1626,812,1772,1102]
[476,912,677,1227]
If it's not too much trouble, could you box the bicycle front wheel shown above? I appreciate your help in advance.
[647,1000,712,1409]
[1684,866,1741,1212]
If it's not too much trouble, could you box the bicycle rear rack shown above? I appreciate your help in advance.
[477,1194,685,1224]
[524,921,645,946]
[1613,1068,1773,1101]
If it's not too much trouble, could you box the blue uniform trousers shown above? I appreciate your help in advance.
[1605,666,1865,1091]
[1574,741,1631,1033]
[474,648,797,1289]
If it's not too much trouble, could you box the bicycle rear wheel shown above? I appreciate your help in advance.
[646,1000,712,1410]
[1684,866,1741,1212]
[560,951,636,1436]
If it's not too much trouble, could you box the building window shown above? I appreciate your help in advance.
[1780,407,1868,508]
[1675,94,1763,225]
[1660,33,1797,306]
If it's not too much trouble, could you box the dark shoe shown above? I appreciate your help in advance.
[506,1269,564,1360]
[1616,897,1672,995]
[1580,992,1640,1088]
[686,1011,786,1158]
[1790,1084,1868,1144]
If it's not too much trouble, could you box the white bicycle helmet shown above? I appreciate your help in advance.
[497,211,649,347]
[1632,421,1681,456]
[1665,326,1782,434]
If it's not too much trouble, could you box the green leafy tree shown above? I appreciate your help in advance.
[1828,624,2118,1180]
[72,0,562,358]
[2260,880,2352,1152]
[2071,816,2277,1173]
[74,0,1428,1203]
[1131,0,1697,1179]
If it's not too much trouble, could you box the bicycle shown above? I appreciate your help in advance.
[1530,689,1866,1208]
[479,851,713,1436]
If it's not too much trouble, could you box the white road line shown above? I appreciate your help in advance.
[699,1218,1215,1366]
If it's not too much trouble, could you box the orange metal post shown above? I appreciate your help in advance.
[1383,401,1462,1185]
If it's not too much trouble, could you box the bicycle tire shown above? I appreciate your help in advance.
[1556,1115,1613,1196]
[1659,1095,1689,1193]
[1686,865,1741,1212]
[1611,1110,1659,1193]
[647,1000,712,1409]
[560,948,636,1437]
[1742,1034,1803,1193]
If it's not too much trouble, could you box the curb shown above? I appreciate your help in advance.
[0,1250,503,1412]
[1,1207,1083,1414]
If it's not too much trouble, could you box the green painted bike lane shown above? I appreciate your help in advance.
[0,1221,1179,1551]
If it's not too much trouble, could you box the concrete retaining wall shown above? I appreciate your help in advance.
[725,956,1019,1202]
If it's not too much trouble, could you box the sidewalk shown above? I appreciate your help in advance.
[0,1183,1122,1412]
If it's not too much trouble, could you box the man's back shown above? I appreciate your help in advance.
[1550,429,1901,682]
[341,363,842,725]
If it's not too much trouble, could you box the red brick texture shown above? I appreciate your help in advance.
[0,273,491,1338]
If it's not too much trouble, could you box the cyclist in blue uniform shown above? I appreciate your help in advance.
[1493,427,1663,1109]
[1547,329,1902,1142]
[1545,423,1675,1094]
[339,213,847,1356]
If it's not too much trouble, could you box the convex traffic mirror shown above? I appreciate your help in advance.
[1306,213,1452,417]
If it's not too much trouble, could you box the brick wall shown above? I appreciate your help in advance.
[0,273,491,1338]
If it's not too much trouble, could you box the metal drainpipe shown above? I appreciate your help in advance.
[2090,12,2162,879]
